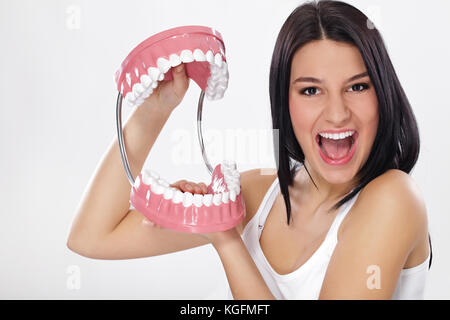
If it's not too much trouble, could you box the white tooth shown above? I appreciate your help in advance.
[221,61,228,75]
[163,188,174,200]
[213,193,222,206]
[140,74,152,88]
[169,54,181,67]
[134,97,144,106]
[148,67,161,82]
[151,81,158,89]
[193,194,204,207]
[158,73,164,81]
[157,57,171,73]
[158,179,170,188]
[229,189,236,202]
[125,92,136,104]
[202,194,213,207]
[206,50,214,63]
[214,53,223,68]
[234,185,241,194]
[222,191,229,204]
[183,192,193,207]
[180,49,194,63]
[152,182,165,195]
[147,169,159,180]
[173,190,184,204]
[134,176,141,189]
[141,86,153,98]
[193,49,206,61]
[132,83,145,96]
[339,133,345,139]
[141,171,155,185]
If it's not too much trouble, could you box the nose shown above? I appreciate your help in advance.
[324,92,351,126]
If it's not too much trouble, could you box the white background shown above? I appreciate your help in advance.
[0,0,449,299]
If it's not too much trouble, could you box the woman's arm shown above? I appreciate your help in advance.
[67,102,172,252]
[319,169,429,299]
[213,229,276,300]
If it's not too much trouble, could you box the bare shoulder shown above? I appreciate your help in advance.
[236,168,278,235]
[346,169,428,250]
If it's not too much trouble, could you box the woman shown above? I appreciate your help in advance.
[67,0,432,299]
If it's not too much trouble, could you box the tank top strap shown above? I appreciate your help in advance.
[326,189,362,240]
[256,177,280,238]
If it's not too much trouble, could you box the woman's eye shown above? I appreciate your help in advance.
[348,83,370,92]
[300,87,321,96]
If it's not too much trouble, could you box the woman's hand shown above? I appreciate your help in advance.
[142,63,190,114]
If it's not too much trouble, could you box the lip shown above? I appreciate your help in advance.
[315,131,358,166]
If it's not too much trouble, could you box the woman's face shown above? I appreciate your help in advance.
[289,39,378,187]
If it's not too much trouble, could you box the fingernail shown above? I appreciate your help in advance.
[175,64,184,73]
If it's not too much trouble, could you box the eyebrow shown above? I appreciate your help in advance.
[292,71,369,85]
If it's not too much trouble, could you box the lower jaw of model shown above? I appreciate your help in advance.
[130,160,245,233]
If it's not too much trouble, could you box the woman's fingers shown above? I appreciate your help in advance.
[170,180,209,194]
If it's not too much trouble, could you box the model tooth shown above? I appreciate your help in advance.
[221,191,229,204]
[141,171,155,185]
[183,192,194,207]
[193,194,204,207]
[163,187,174,200]
[193,49,206,61]
[172,190,184,204]
[158,73,164,81]
[132,83,145,97]
[180,49,194,63]
[134,97,144,106]
[213,193,222,206]
[124,92,136,104]
[214,53,223,68]
[229,189,236,202]
[148,67,161,82]
[157,57,171,73]
[134,176,141,189]
[147,169,159,180]
[169,53,181,67]
[158,178,170,188]
[202,194,213,207]
[151,81,158,89]
[152,182,165,195]
[141,86,153,99]
[140,74,152,88]
[206,50,214,64]
[221,61,228,74]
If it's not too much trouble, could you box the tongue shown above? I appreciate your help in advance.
[320,136,352,160]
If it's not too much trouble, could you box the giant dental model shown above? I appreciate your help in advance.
[114,26,245,233]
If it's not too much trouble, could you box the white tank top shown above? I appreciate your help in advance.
[227,176,430,300]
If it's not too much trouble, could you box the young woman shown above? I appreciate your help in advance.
[67,0,432,299]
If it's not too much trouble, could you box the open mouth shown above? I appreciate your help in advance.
[315,131,358,165]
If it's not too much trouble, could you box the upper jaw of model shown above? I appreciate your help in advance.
[122,48,228,108]
[133,160,240,208]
